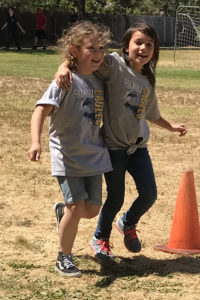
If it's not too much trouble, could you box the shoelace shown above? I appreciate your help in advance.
[62,256,75,269]
[125,226,138,239]
[99,240,113,254]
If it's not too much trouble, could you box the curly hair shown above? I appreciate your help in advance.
[57,21,111,71]
[121,22,159,87]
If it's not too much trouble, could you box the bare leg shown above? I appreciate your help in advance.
[82,202,100,219]
[59,201,100,254]
[59,201,83,255]
[62,202,100,219]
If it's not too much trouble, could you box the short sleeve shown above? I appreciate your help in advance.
[36,80,67,108]
[145,86,161,120]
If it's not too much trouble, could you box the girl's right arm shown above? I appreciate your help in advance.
[28,104,53,161]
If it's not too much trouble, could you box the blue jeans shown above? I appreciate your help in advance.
[94,148,157,239]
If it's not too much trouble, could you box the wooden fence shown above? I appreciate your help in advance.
[0,9,175,48]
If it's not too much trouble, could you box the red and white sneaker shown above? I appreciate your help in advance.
[90,236,114,261]
[115,217,141,253]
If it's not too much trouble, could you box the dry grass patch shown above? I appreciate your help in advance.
[1,76,200,299]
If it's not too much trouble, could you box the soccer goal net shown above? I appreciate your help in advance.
[174,6,200,59]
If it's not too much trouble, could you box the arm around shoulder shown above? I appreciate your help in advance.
[55,60,72,90]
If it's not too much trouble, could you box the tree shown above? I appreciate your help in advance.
[0,0,41,12]
[77,0,86,19]
[0,0,77,13]
[0,0,199,15]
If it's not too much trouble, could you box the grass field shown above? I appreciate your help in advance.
[0,48,200,300]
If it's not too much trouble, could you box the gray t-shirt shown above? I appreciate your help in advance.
[36,73,112,176]
[95,52,161,154]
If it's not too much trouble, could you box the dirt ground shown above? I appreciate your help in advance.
[1,76,200,299]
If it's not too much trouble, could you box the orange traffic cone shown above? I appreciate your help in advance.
[155,171,200,255]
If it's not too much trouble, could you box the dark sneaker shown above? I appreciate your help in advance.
[90,236,114,261]
[54,202,65,233]
[115,217,141,253]
[55,251,82,277]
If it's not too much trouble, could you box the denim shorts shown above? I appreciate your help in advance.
[56,175,102,206]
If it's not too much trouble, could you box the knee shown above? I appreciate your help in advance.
[152,186,157,203]
[141,186,157,206]
[149,191,157,206]
[67,203,83,219]
[84,204,101,219]
[105,196,123,213]
[87,206,100,218]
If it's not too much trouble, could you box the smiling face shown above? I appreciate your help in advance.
[70,34,105,75]
[125,30,155,73]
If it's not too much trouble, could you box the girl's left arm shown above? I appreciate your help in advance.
[149,117,187,136]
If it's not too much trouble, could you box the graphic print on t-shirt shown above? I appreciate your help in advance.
[124,83,149,120]
[74,78,104,127]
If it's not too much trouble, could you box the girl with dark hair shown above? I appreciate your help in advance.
[55,22,187,260]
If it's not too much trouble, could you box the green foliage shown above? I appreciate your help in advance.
[41,0,77,13]
[0,0,41,12]
[0,0,77,13]
[1,0,200,15]
[86,0,107,14]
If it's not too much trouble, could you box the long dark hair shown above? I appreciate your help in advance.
[121,22,159,87]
